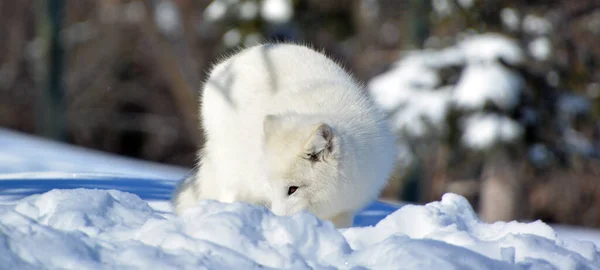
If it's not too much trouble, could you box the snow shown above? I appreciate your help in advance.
[203,0,230,22]
[391,87,452,136]
[1,125,600,268]
[523,14,553,36]
[553,224,600,254]
[223,28,242,48]
[368,34,524,137]
[204,0,292,23]
[461,113,523,149]
[261,0,293,23]
[432,0,453,17]
[368,56,451,136]
[457,0,474,9]
[459,34,523,65]
[239,1,259,21]
[345,194,600,268]
[155,0,182,35]
[453,64,523,110]
[2,189,599,269]
[529,37,552,61]
[0,128,188,179]
[501,8,520,32]
[368,56,440,112]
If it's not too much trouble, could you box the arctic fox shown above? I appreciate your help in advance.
[172,44,397,228]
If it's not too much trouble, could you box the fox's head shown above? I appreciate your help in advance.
[262,114,342,219]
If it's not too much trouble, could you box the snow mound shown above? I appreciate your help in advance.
[1,189,598,269]
[0,127,187,179]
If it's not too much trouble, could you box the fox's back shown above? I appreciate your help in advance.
[205,44,365,113]
[202,44,373,149]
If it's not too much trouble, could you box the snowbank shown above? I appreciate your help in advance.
[0,128,188,179]
[1,189,598,269]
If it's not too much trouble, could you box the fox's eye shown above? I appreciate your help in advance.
[287,186,299,196]
[306,153,319,162]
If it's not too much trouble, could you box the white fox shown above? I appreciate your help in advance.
[172,44,397,228]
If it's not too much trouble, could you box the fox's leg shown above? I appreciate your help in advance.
[171,173,201,215]
[328,212,354,228]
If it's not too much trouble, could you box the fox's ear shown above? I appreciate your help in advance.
[263,115,279,137]
[304,123,334,155]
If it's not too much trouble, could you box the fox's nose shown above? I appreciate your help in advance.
[269,202,287,216]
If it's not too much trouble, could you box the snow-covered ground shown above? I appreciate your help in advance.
[3,189,599,269]
[0,128,189,179]
[1,128,600,269]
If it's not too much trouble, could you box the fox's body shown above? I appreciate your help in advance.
[172,44,397,227]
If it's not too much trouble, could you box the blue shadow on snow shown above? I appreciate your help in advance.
[0,177,177,201]
[0,175,400,226]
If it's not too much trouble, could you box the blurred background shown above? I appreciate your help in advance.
[1,0,599,228]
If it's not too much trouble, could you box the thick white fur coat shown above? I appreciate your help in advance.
[172,44,397,228]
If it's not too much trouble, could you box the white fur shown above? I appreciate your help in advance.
[172,44,397,228]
